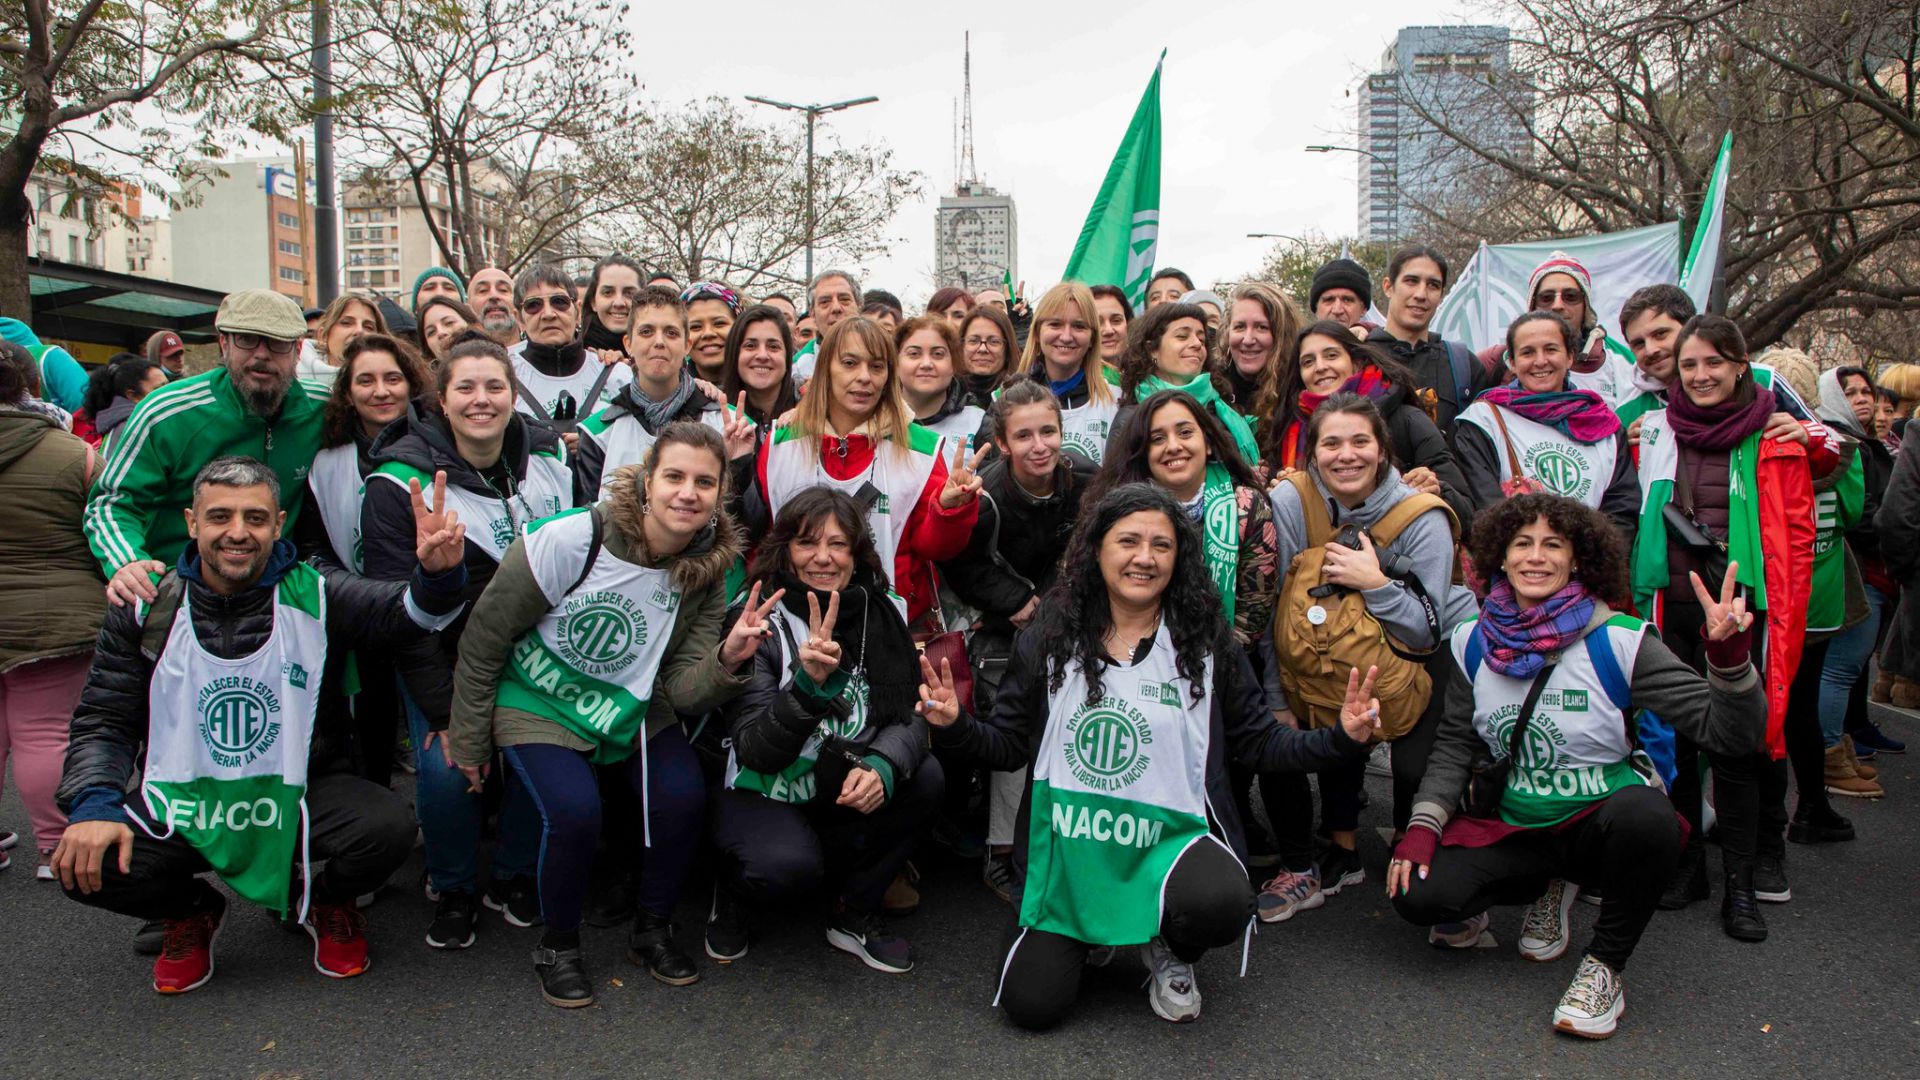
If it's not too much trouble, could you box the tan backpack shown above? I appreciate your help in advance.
[1272,471,1454,740]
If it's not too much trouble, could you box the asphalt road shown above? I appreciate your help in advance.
[3,707,1917,1080]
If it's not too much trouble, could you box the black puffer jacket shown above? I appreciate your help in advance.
[720,600,930,801]
[57,540,465,819]
[939,452,1092,637]
[1365,326,1498,432]
[361,403,566,728]
[932,629,1367,898]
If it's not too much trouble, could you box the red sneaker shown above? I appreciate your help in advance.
[152,899,225,994]
[304,900,372,979]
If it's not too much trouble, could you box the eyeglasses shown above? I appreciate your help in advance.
[1533,289,1584,306]
[227,332,297,356]
[964,336,1004,350]
[520,293,574,316]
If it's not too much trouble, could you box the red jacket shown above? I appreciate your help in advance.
[1753,437,1813,759]
[755,431,979,624]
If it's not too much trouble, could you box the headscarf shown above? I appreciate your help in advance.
[681,282,741,312]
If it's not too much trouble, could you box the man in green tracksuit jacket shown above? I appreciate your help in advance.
[85,289,328,607]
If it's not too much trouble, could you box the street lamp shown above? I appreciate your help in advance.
[746,94,880,285]
[1305,144,1382,160]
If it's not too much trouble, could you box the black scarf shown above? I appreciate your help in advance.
[521,339,586,379]
[772,572,919,724]
[962,371,1001,410]
[583,320,627,355]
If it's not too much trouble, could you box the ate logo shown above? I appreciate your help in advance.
[1063,699,1155,791]
[557,592,647,677]
[1523,444,1594,502]
[195,676,283,769]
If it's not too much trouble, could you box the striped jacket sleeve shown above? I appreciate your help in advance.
[83,383,199,575]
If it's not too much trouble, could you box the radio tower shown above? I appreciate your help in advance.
[958,31,978,191]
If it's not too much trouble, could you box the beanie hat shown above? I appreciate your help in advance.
[1526,252,1598,336]
[1178,288,1225,312]
[1309,259,1372,311]
[411,266,466,312]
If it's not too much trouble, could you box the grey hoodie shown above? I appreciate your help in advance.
[1264,465,1465,711]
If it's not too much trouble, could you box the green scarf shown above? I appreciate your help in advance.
[1139,371,1262,468]
[1630,410,1766,616]
[1196,463,1240,625]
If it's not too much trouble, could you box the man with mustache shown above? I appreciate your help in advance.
[467,266,522,349]
[1365,245,1498,433]
[85,289,329,612]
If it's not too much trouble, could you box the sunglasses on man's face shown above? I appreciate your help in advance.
[521,293,575,316]
[1533,289,1584,306]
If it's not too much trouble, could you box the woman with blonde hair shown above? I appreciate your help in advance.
[299,292,389,383]
[747,315,982,623]
[1223,281,1303,440]
[1017,282,1118,461]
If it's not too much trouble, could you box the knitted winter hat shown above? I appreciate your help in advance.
[1309,258,1372,311]
[411,266,467,312]
[1527,252,1596,334]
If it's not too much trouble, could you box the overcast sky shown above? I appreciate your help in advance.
[626,0,1488,306]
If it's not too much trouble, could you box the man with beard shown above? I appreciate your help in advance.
[506,263,631,435]
[467,266,521,349]
[85,290,329,610]
[54,456,471,993]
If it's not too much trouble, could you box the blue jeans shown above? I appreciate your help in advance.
[401,680,539,895]
[503,726,706,934]
[1818,583,1888,747]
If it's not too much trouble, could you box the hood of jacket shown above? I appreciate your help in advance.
[368,400,559,492]
[1308,463,1414,530]
[1816,368,1869,439]
[599,466,742,594]
[0,407,59,472]
[93,395,139,439]
[0,317,43,349]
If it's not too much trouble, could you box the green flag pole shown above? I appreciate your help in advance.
[1063,50,1165,309]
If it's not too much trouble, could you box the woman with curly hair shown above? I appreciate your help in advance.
[1389,494,1763,1039]
[921,483,1373,1029]
[1111,303,1260,468]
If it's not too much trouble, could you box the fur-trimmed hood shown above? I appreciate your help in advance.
[600,463,742,594]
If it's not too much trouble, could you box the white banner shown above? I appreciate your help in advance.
[1432,222,1683,354]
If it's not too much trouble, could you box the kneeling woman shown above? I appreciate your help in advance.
[1389,495,1764,1039]
[708,488,944,975]
[449,423,763,1006]
[923,483,1375,1029]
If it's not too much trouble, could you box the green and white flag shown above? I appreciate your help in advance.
[1680,132,1733,314]
[1063,51,1164,309]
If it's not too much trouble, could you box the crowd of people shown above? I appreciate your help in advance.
[0,246,1913,1041]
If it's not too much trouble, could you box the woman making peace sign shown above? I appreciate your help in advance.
[922,483,1374,1029]
[748,316,981,622]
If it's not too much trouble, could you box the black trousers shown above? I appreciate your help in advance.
[708,756,943,915]
[1781,638,1833,823]
[1662,600,1770,872]
[996,838,1253,1031]
[1391,784,1680,971]
[348,653,403,788]
[62,770,415,921]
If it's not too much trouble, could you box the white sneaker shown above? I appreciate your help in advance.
[36,853,55,881]
[1553,955,1625,1039]
[1519,879,1581,961]
[1141,937,1201,1022]
[1428,911,1490,948]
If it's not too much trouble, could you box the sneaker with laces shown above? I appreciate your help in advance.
[0,829,16,851]
[1141,936,1201,1022]
[304,901,372,978]
[826,905,913,974]
[153,897,226,994]
[1752,852,1791,903]
[982,850,1015,903]
[1553,955,1625,1039]
[483,876,542,928]
[1519,879,1581,961]
[35,851,55,881]
[706,881,750,963]
[1317,846,1365,896]
[1256,868,1324,923]
[425,891,479,949]
[1429,911,1491,948]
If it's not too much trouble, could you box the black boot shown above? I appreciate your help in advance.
[628,911,699,986]
[1786,805,1855,844]
[584,873,638,929]
[1720,869,1768,943]
[533,938,596,1008]
[1657,838,1709,910]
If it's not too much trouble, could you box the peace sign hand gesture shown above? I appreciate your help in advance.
[1338,665,1383,744]
[1689,560,1753,643]
[411,471,468,574]
[797,590,843,685]
[721,580,786,669]
[917,654,961,728]
[722,392,759,462]
[938,442,989,509]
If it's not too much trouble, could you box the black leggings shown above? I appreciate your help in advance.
[1663,600,1772,873]
[1782,638,1834,823]
[1392,784,1681,971]
[997,837,1252,1030]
